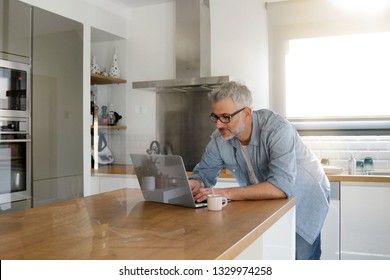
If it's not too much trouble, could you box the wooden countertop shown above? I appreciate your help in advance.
[0,189,296,260]
[92,164,390,183]
[327,174,390,183]
[91,164,234,178]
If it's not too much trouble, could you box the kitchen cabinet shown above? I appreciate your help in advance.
[91,174,139,195]
[0,0,31,63]
[340,181,390,260]
[32,7,83,206]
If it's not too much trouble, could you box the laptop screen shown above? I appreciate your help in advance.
[130,154,200,207]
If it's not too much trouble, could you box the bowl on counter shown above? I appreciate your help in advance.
[322,165,344,175]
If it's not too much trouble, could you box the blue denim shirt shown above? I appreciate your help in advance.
[190,109,330,244]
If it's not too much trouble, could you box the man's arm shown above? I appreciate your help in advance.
[192,181,287,203]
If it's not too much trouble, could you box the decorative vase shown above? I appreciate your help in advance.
[109,49,120,78]
[90,56,101,74]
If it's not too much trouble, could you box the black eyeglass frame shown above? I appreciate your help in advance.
[209,107,245,124]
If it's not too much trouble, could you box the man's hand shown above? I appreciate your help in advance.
[189,179,221,202]
[189,179,204,196]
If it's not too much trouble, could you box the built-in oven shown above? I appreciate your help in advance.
[0,117,31,207]
[0,59,30,118]
[0,59,31,213]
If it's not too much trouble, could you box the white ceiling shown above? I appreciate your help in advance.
[83,0,173,19]
[109,0,173,8]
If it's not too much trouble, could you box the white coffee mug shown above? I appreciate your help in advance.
[207,194,228,211]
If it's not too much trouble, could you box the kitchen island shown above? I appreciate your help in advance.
[0,189,295,260]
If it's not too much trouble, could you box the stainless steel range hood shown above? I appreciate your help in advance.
[132,0,231,92]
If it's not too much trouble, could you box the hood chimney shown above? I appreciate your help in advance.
[132,0,231,92]
[175,0,210,78]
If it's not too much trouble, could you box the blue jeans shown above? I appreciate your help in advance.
[296,233,322,260]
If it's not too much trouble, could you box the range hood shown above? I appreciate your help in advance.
[132,0,231,92]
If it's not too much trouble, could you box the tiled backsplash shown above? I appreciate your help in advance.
[107,132,390,172]
[302,135,390,171]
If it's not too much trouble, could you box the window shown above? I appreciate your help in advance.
[286,32,390,118]
[267,0,390,132]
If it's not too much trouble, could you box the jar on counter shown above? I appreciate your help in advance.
[363,157,374,175]
[356,160,364,175]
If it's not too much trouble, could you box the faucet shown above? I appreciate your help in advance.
[147,141,161,155]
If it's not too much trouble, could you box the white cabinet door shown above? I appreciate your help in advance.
[92,175,140,194]
[341,182,390,260]
[321,181,340,260]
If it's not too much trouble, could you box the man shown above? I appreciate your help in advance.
[189,81,330,260]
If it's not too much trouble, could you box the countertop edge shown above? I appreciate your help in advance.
[327,174,390,182]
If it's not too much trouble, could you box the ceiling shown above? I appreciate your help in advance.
[83,0,173,19]
[105,0,172,8]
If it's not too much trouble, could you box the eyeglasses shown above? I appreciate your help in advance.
[209,107,245,124]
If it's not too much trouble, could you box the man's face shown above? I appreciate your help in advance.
[211,98,246,141]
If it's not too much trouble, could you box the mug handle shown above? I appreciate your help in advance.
[221,197,228,207]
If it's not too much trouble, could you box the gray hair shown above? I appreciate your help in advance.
[208,81,253,107]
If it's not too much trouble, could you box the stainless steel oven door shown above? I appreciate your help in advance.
[0,124,31,204]
[0,60,30,118]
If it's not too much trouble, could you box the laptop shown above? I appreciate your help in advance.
[130,153,207,208]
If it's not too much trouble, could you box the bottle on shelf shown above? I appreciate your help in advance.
[348,154,356,175]
[90,91,96,125]
[108,104,115,126]
[100,105,109,125]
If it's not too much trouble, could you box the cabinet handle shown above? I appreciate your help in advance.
[0,139,31,143]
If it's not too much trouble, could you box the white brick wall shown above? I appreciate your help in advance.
[302,135,390,171]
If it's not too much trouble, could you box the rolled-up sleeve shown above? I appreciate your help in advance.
[263,123,298,198]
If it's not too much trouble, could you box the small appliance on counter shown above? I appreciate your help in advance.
[91,132,114,165]
[110,111,122,126]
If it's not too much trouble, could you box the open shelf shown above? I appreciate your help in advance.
[91,73,127,85]
[91,125,127,130]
